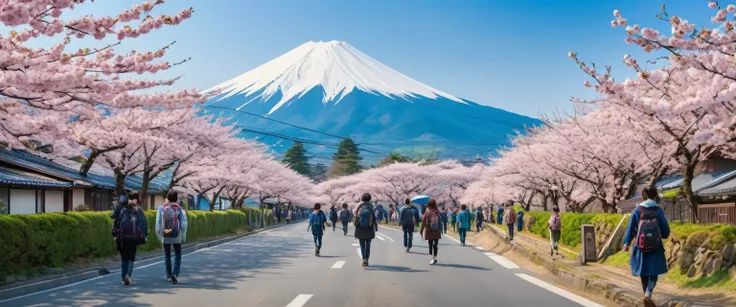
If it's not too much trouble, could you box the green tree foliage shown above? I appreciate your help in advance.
[377,152,413,167]
[310,163,328,182]
[329,137,363,177]
[282,142,311,176]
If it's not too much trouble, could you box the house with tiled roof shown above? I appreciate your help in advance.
[0,148,169,214]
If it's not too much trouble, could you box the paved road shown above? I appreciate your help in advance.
[2,222,607,307]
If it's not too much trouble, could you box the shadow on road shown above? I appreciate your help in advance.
[13,233,312,307]
[434,263,490,271]
[365,265,429,273]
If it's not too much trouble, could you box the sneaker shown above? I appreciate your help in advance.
[406,248,410,252]
[317,249,321,257]
[550,248,554,256]
[171,275,178,284]
[429,259,435,265]
[123,275,131,286]
[362,259,368,267]
[642,296,655,307]
[314,247,318,256]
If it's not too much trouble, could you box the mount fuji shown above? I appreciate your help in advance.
[203,40,542,163]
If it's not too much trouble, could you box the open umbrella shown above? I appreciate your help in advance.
[410,195,430,205]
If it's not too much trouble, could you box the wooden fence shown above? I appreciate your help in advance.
[697,202,736,225]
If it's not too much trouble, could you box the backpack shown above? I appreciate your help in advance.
[549,214,561,231]
[476,211,483,223]
[428,210,440,231]
[358,206,374,229]
[118,208,144,242]
[311,212,323,230]
[339,209,351,222]
[636,207,662,253]
[401,207,416,226]
[161,203,181,238]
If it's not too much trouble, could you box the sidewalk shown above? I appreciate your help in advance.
[0,220,299,301]
[482,223,731,307]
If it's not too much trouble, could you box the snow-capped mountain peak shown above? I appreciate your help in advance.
[207,40,466,114]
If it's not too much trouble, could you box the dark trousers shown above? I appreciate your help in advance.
[313,234,323,249]
[332,220,337,231]
[119,242,137,280]
[507,224,514,240]
[359,239,372,260]
[442,222,447,234]
[402,226,414,249]
[164,243,182,277]
[428,239,438,257]
[640,275,658,294]
[342,221,349,235]
[476,222,482,232]
[458,228,467,244]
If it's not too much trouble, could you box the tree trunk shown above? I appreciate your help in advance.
[600,199,611,213]
[540,194,549,211]
[682,163,699,223]
[141,170,151,209]
[79,149,101,176]
[114,170,126,199]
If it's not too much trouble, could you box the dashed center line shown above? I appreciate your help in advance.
[516,273,604,307]
[484,252,519,269]
[285,294,313,307]
[331,261,346,269]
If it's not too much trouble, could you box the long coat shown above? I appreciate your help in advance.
[623,200,671,276]
[420,209,443,240]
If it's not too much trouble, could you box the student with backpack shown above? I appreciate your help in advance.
[449,208,457,233]
[308,203,327,256]
[112,193,147,286]
[440,209,448,234]
[548,206,562,256]
[623,186,670,307]
[355,193,377,266]
[420,199,442,264]
[155,191,188,284]
[475,207,484,232]
[503,202,517,241]
[456,205,471,246]
[399,198,420,252]
[338,203,352,236]
[329,205,338,232]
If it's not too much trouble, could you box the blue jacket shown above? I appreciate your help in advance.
[623,200,670,276]
[457,210,471,229]
[308,211,327,235]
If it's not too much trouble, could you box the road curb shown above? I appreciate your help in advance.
[0,221,299,301]
[483,225,700,307]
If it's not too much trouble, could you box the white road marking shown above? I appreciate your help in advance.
[351,243,359,246]
[356,247,362,259]
[0,228,273,304]
[443,234,462,244]
[516,273,604,307]
[283,232,288,236]
[331,261,346,269]
[375,234,385,241]
[484,252,519,269]
[285,294,314,307]
[474,246,485,251]
[377,232,395,242]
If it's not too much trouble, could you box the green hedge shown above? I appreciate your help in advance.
[523,212,627,248]
[0,209,248,281]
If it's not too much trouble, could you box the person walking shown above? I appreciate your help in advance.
[355,193,377,267]
[400,198,420,252]
[449,208,457,233]
[420,199,442,265]
[339,203,353,236]
[517,208,525,232]
[548,206,562,256]
[496,205,504,225]
[440,208,448,234]
[456,205,471,246]
[623,186,670,307]
[112,193,147,286]
[475,207,484,232]
[329,205,338,232]
[155,191,188,284]
[503,202,517,241]
[308,203,327,256]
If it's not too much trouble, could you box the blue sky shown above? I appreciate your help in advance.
[16,0,721,117]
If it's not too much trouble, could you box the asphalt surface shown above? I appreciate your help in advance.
[2,222,608,307]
